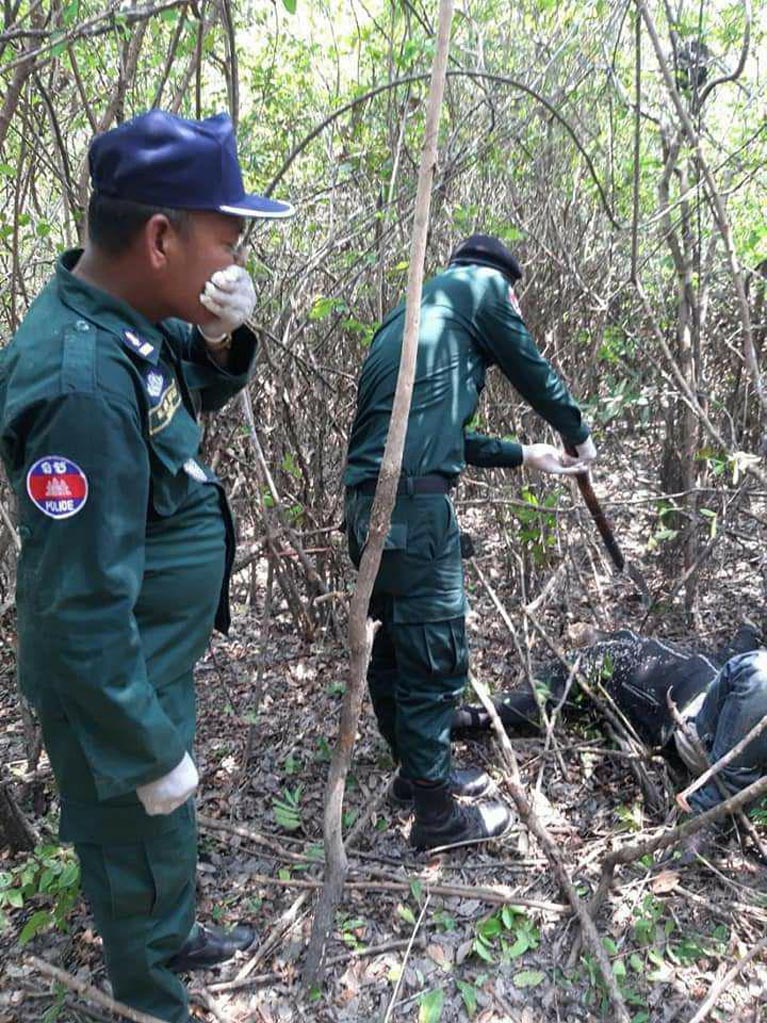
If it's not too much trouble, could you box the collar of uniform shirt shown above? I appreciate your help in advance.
[56,248,164,361]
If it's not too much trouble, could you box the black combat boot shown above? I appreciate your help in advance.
[409,780,512,851]
[169,923,256,972]
[389,767,494,809]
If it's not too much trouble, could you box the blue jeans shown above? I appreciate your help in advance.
[691,651,767,813]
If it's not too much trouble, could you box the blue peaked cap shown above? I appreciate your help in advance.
[89,110,294,219]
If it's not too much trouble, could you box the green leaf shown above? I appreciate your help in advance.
[505,930,534,958]
[418,988,444,1023]
[272,786,303,831]
[472,937,496,963]
[62,2,80,26]
[456,979,477,1017]
[513,969,545,988]
[282,0,297,11]
[397,903,416,926]
[308,295,346,321]
[19,909,53,945]
[477,914,502,939]
[500,904,523,929]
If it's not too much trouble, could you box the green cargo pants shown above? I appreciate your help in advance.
[75,809,197,1023]
[34,491,226,1023]
[345,488,469,781]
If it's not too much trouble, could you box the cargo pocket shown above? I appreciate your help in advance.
[405,496,456,562]
[145,823,197,920]
[102,841,157,919]
[400,617,469,699]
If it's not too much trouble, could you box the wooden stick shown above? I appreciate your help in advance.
[382,894,430,1023]
[302,0,456,986]
[208,938,427,994]
[233,869,567,913]
[197,813,310,864]
[687,935,767,1023]
[469,674,631,1023]
[590,773,767,921]
[667,694,767,860]
[26,957,166,1023]
[677,711,767,808]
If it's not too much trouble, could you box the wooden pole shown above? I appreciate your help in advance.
[302,0,456,985]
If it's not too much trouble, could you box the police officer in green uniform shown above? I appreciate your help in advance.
[0,111,293,1022]
[344,235,597,852]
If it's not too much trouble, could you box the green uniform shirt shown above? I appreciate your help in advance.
[0,250,255,802]
[344,263,589,485]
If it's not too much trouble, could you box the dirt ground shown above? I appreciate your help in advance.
[1,468,767,1023]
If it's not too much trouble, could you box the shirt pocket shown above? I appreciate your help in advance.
[147,403,202,517]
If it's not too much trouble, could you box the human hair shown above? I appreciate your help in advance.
[86,193,190,255]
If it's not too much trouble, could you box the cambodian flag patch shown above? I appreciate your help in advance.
[26,456,88,520]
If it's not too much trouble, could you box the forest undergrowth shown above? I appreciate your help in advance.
[1,440,765,1023]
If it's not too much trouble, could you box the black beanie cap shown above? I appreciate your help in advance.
[449,233,522,283]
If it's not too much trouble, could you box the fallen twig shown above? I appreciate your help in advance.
[469,674,631,1023]
[208,937,427,995]
[667,694,767,861]
[382,894,430,1023]
[237,868,567,913]
[687,935,767,1023]
[676,711,767,811]
[26,956,166,1023]
[590,773,767,919]
[198,813,310,864]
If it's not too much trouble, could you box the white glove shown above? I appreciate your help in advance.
[573,436,597,466]
[198,265,256,341]
[136,752,198,816]
[521,443,590,476]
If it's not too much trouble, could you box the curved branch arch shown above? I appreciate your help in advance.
[265,68,622,230]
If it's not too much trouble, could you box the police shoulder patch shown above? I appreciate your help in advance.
[26,456,88,520]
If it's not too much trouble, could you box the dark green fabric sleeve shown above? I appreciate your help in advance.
[163,320,257,412]
[16,393,187,800]
[474,281,590,446]
[464,432,524,468]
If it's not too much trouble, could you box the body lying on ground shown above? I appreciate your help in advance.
[453,624,767,816]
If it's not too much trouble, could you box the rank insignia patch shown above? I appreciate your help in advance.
[122,329,156,360]
[26,456,88,520]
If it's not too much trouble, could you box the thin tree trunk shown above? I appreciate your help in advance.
[301,0,456,986]
[0,780,35,851]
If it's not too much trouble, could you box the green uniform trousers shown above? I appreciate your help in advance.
[345,488,469,781]
[37,491,226,1023]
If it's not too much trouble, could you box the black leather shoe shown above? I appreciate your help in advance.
[410,781,512,852]
[168,923,256,972]
[389,767,494,809]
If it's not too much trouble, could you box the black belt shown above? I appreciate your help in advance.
[355,474,454,496]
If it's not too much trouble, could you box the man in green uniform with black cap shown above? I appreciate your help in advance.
[0,110,293,1022]
[344,234,597,852]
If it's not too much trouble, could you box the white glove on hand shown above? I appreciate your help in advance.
[572,436,597,466]
[136,751,198,816]
[198,265,256,341]
[522,443,589,476]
